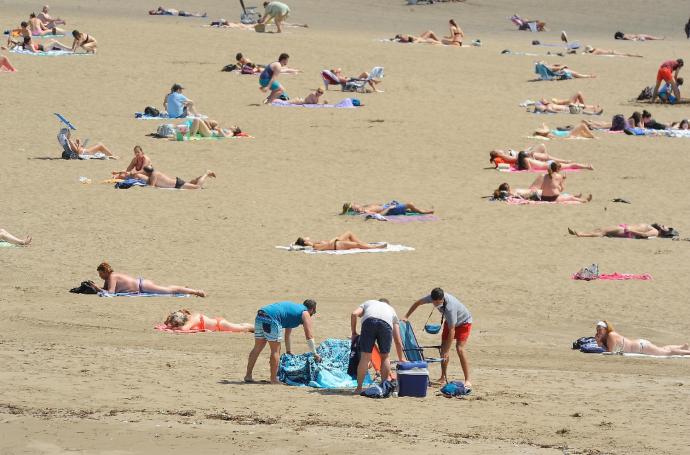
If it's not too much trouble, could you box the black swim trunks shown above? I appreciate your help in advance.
[175,177,185,189]
[540,194,559,202]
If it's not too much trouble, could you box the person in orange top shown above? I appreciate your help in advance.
[651,59,683,103]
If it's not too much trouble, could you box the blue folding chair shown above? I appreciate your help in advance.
[399,321,443,363]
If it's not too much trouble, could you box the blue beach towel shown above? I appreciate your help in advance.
[134,113,208,120]
[10,48,90,56]
[271,98,360,109]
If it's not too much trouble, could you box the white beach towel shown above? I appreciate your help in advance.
[275,243,414,255]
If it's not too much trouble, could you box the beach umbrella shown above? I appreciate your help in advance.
[54,113,76,130]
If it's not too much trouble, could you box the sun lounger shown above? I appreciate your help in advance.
[534,62,571,81]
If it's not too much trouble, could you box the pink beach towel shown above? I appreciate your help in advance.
[571,273,653,281]
[506,197,581,205]
[384,214,439,223]
[154,323,206,333]
[497,166,581,173]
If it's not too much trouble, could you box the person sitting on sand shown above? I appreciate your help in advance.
[37,5,66,28]
[94,262,206,296]
[568,223,678,239]
[511,14,546,32]
[418,19,464,46]
[58,128,117,159]
[0,228,31,246]
[245,299,321,384]
[541,62,596,79]
[164,309,254,332]
[651,59,684,103]
[163,84,200,118]
[614,31,664,41]
[490,144,575,167]
[236,52,264,73]
[331,68,382,92]
[514,151,593,171]
[112,146,151,179]
[149,7,206,17]
[534,121,596,139]
[0,55,17,72]
[29,12,62,36]
[294,231,387,251]
[658,77,684,104]
[341,201,434,216]
[595,320,690,356]
[142,166,216,190]
[540,161,592,203]
[582,45,642,58]
[188,118,242,137]
[284,87,328,105]
[259,53,289,103]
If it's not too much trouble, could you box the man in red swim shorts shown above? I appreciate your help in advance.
[652,58,684,103]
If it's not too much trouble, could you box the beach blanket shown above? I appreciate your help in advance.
[9,48,89,56]
[572,272,653,281]
[496,165,581,173]
[0,241,17,248]
[278,339,371,388]
[114,178,147,189]
[602,352,690,359]
[276,243,414,254]
[154,323,204,333]
[3,30,64,38]
[504,197,581,205]
[78,153,110,160]
[134,113,208,120]
[535,42,580,49]
[271,98,360,109]
[626,128,690,138]
[169,133,253,141]
[345,210,439,223]
[100,291,188,297]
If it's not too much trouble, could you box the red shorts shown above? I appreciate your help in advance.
[657,67,673,83]
[442,323,472,342]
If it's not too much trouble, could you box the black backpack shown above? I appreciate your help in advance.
[221,64,238,72]
[69,280,100,294]
[610,114,626,131]
[637,86,653,101]
[144,106,160,117]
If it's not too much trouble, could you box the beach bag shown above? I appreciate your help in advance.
[361,380,395,399]
[156,123,175,138]
[69,280,100,294]
[573,263,599,281]
[61,149,78,160]
[610,114,626,131]
[241,63,256,74]
[637,86,653,101]
[221,63,238,72]
[440,381,469,397]
[144,106,160,117]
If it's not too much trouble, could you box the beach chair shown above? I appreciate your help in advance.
[239,0,260,24]
[399,321,443,363]
[320,69,366,92]
[534,62,569,81]
[510,15,543,32]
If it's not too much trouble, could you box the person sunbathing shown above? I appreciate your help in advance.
[188,118,242,137]
[670,119,689,130]
[294,231,387,251]
[568,223,678,239]
[595,320,690,356]
[211,20,255,29]
[0,55,17,72]
[164,309,254,332]
[149,7,206,17]
[514,151,593,171]
[58,128,117,158]
[583,45,642,58]
[95,262,206,296]
[493,181,542,201]
[392,34,438,44]
[533,100,603,115]
[533,121,596,139]
[489,144,574,167]
[341,201,434,216]
[0,228,31,246]
[29,12,62,36]
[37,5,66,28]
[285,88,328,105]
[614,32,664,41]
[542,62,596,79]
[419,19,463,46]
[234,52,300,74]
[142,166,216,189]
[511,14,546,31]
[112,146,151,179]
[331,68,382,91]
[540,161,592,203]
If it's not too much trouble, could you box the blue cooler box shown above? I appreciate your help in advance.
[396,361,429,397]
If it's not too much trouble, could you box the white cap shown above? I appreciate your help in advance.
[596,321,607,328]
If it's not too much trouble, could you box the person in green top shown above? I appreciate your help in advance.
[258,1,290,33]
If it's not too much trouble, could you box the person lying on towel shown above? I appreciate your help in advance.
[164,309,253,332]
[595,320,690,356]
[294,231,386,251]
[341,201,433,216]
[568,223,678,239]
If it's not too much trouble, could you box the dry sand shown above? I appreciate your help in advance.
[2,0,690,453]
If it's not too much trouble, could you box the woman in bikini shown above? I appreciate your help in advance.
[47,30,97,53]
[534,121,596,139]
[294,231,387,251]
[341,201,434,216]
[490,145,575,168]
[95,262,206,296]
[568,223,678,239]
[0,228,31,245]
[164,309,254,332]
[514,151,593,171]
[112,146,151,179]
[188,118,242,137]
[419,19,464,46]
[595,321,690,356]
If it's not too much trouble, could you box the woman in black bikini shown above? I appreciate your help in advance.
[419,19,464,46]
[294,231,387,251]
[44,30,97,53]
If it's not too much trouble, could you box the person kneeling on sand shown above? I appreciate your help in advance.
[245,300,321,384]
[94,262,206,296]
[351,298,406,394]
[568,223,678,239]
[0,228,31,246]
[142,166,215,189]
[294,231,387,251]
[595,320,690,356]
[164,309,254,332]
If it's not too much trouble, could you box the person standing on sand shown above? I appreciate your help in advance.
[259,53,289,103]
[351,298,406,394]
[245,300,321,384]
[258,1,290,33]
[403,287,473,390]
[142,166,215,190]
[94,262,206,296]
[651,59,684,103]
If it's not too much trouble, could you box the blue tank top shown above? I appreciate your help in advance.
[261,301,306,328]
[259,63,274,81]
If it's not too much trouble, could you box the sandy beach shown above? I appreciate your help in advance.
[2,0,690,453]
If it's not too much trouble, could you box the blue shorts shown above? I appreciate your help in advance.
[359,318,393,354]
[259,78,281,91]
[384,202,407,216]
[254,312,283,342]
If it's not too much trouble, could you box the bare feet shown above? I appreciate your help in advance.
[243,376,255,383]
[586,194,593,202]
[270,379,281,385]
[586,164,594,170]
[195,289,207,297]
[20,236,32,246]
[206,170,216,178]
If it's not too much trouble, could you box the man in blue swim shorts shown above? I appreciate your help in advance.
[259,53,290,103]
[245,299,320,383]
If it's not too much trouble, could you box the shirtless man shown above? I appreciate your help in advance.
[294,231,387,251]
[341,201,434,216]
[112,146,151,179]
[493,181,543,201]
[568,223,678,239]
[37,5,66,28]
[541,161,592,202]
[142,165,216,189]
[95,262,206,296]
[28,12,62,36]
[583,45,642,58]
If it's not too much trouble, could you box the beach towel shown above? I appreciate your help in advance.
[572,272,653,281]
[134,113,208,120]
[496,165,581,173]
[9,48,89,56]
[602,352,690,359]
[278,339,371,388]
[114,178,147,189]
[77,153,110,160]
[345,211,439,223]
[534,62,571,81]
[535,42,581,49]
[276,243,414,255]
[100,291,188,297]
[271,98,360,109]
[504,197,582,205]
[170,133,253,141]
[0,241,17,248]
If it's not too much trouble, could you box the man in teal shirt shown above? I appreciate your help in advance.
[245,299,320,383]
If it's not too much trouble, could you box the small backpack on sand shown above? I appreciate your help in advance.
[144,106,161,117]
[637,86,653,101]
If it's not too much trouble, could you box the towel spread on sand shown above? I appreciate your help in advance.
[100,291,188,297]
[0,241,17,248]
[78,153,110,160]
[271,98,359,109]
[134,113,208,120]
[496,165,581,173]
[504,197,582,205]
[571,272,653,281]
[345,211,439,223]
[278,339,370,388]
[10,48,89,56]
[276,243,414,254]
[169,133,253,141]
[629,128,690,138]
